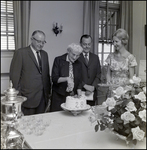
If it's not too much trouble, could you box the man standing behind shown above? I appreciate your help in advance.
[10,30,51,115]
[78,34,101,106]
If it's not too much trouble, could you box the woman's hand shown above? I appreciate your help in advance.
[85,90,92,96]
[77,89,82,98]
[66,77,73,84]
[84,84,94,92]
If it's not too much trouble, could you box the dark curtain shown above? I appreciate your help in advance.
[13,1,31,49]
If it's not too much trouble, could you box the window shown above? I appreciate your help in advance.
[1,0,15,51]
[98,1,120,66]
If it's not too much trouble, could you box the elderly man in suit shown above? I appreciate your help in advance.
[10,30,51,115]
[78,34,101,106]
[50,43,83,112]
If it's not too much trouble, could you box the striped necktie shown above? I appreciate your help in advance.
[36,51,42,72]
[69,62,74,80]
[85,53,89,65]
[66,62,74,92]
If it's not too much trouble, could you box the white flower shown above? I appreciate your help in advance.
[129,75,141,85]
[104,97,116,110]
[124,85,133,91]
[91,105,108,117]
[113,86,127,98]
[102,102,107,107]
[141,102,146,109]
[108,112,111,116]
[108,118,113,124]
[139,110,146,122]
[122,92,131,99]
[125,101,137,112]
[131,126,145,141]
[88,113,97,123]
[143,87,146,94]
[121,111,135,124]
[134,92,146,102]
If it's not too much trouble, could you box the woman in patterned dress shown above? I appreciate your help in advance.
[105,28,137,90]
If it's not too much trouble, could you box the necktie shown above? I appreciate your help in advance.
[85,53,89,65]
[69,62,74,80]
[66,62,74,92]
[36,51,42,72]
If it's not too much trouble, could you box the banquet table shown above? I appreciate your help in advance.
[19,109,146,149]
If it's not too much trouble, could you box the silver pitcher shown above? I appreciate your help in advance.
[1,80,32,149]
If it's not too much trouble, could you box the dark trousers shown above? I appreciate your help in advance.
[21,94,46,116]
[50,91,66,112]
[87,100,95,106]
[83,89,97,106]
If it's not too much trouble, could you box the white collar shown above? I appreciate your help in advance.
[66,54,73,64]
[83,52,89,57]
[30,45,37,53]
[66,54,69,62]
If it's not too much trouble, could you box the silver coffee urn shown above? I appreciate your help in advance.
[1,80,32,149]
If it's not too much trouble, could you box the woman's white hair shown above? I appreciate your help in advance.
[67,43,83,53]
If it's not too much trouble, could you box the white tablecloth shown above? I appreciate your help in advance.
[19,110,146,149]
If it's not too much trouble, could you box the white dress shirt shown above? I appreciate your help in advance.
[30,45,41,65]
[83,52,89,61]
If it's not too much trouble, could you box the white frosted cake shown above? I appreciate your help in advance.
[65,95,87,109]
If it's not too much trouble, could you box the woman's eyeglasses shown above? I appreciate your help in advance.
[32,37,46,44]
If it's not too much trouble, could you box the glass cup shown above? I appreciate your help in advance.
[25,128,33,135]
[43,119,51,127]
[33,126,44,136]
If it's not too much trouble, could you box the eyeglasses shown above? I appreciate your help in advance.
[32,37,46,44]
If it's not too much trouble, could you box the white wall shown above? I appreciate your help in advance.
[29,1,83,71]
[132,1,146,76]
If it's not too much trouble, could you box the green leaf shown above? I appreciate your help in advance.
[111,108,117,113]
[125,129,130,134]
[95,124,99,132]
[132,139,137,145]
[116,118,123,123]
[100,120,104,124]
[122,99,130,106]
[134,119,140,125]
[97,120,100,125]
[118,124,123,129]
[107,123,113,128]
[119,108,126,114]
[124,123,130,128]
[127,133,133,142]
[100,124,106,131]
[113,123,118,131]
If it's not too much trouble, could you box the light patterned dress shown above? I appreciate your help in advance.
[105,53,137,87]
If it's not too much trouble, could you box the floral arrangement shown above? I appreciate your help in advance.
[89,75,146,146]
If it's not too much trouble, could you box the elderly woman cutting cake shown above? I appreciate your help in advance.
[50,43,83,112]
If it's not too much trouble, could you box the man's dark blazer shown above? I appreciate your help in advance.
[50,53,82,111]
[10,46,51,108]
[78,52,101,101]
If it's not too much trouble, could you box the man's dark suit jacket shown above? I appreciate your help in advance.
[50,53,82,111]
[78,52,101,103]
[10,46,51,108]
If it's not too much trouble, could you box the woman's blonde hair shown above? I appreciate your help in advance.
[113,28,129,46]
